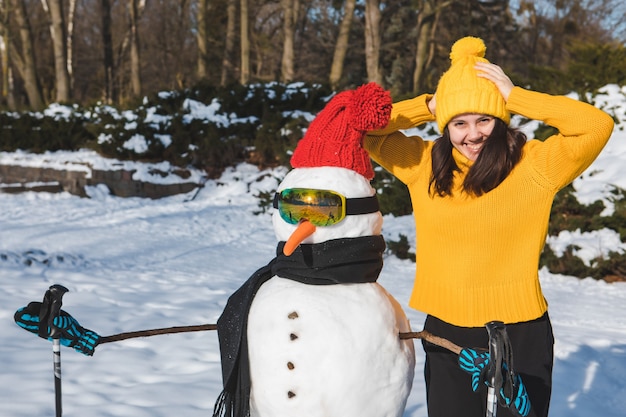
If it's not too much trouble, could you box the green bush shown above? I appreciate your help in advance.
[540,185,626,281]
[0,82,332,178]
[371,165,413,217]
[567,41,626,94]
[386,234,415,262]
[540,244,591,279]
[0,112,93,152]
[547,184,606,235]
[1,81,623,281]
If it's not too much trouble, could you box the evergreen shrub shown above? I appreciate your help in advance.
[541,185,626,281]
[0,81,623,281]
[0,82,332,178]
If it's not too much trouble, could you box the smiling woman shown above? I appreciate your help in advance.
[364,35,615,417]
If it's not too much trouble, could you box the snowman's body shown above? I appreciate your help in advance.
[247,167,415,417]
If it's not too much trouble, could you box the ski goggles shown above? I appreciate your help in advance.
[272,188,379,227]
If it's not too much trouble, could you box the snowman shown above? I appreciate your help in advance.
[213,82,415,417]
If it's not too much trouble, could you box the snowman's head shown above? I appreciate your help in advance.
[272,167,382,252]
[276,82,391,255]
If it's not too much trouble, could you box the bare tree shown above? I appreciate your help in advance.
[0,0,12,106]
[221,0,237,86]
[329,0,356,89]
[101,0,116,103]
[240,0,250,84]
[280,0,297,83]
[197,0,208,80]
[413,0,451,94]
[0,25,15,110]
[6,0,44,109]
[41,0,71,102]
[128,0,144,98]
[364,0,382,84]
[67,0,76,91]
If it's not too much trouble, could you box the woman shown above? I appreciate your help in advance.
[364,36,614,417]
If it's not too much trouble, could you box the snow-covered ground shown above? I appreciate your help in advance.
[1,84,626,416]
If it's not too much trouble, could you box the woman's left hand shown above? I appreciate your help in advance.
[475,62,514,101]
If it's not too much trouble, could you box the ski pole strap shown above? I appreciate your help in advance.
[484,321,531,417]
[485,321,506,417]
[485,321,507,392]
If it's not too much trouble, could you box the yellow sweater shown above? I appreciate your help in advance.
[364,87,614,327]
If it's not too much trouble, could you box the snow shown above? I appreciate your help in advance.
[1,85,626,416]
[547,228,626,266]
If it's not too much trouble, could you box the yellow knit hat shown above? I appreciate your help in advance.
[435,36,510,132]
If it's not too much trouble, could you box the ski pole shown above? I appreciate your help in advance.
[485,321,506,417]
[38,284,69,417]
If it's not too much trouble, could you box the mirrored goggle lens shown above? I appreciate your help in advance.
[273,188,346,227]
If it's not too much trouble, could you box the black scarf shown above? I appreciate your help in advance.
[212,235,385,417]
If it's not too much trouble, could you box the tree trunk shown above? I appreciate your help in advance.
[280,0,295,83]
[413,0,452,94]
[413,1,435,94]
[9,0,44,109]
[0,4,11,107]
[101,0,116,103]
[240,0,250,84]
[197,0,208,80]
[128,0,143,98]
[364,0,382,85]
[42,0,71,102]
[67,0,76,92]
[0,31,16,109]
[220,0,236,86]
[329,0,356,90]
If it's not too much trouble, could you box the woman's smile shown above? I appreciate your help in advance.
[448,114,495,161]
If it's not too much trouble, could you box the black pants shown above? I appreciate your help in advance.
[422,313,554,417]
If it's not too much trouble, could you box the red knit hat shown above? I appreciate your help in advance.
[290,82,391,180]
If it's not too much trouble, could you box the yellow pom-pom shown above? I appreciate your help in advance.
[449,36,486,64]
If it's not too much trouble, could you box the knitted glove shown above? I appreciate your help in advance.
[14,302,100,356]
[499,372,531,417]
[458,347,490,391]
[458,347,531,417]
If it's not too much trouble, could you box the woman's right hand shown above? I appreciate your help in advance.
[475,62,514,101]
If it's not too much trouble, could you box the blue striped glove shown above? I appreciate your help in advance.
[51,314,100,355]
[500,373,531,417]
[458,347,490,391]
[14,302,100,356]
[458,348,531,417]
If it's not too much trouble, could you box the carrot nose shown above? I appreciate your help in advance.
[283,220,317,256]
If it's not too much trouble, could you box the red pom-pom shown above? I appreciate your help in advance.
[349,82,392,131]
[290,82,391,180]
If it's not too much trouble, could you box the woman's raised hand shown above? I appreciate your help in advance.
[475,62,514,101]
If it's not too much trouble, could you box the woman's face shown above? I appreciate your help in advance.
[447,113,496,161]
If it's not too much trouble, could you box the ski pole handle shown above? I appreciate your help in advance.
[49,285,69,339]
[38,284,69,339]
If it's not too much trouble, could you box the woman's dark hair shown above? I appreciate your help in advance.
[429,118,527,197]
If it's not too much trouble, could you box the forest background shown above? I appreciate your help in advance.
[2,0,626,108]
[1,0,626,281]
